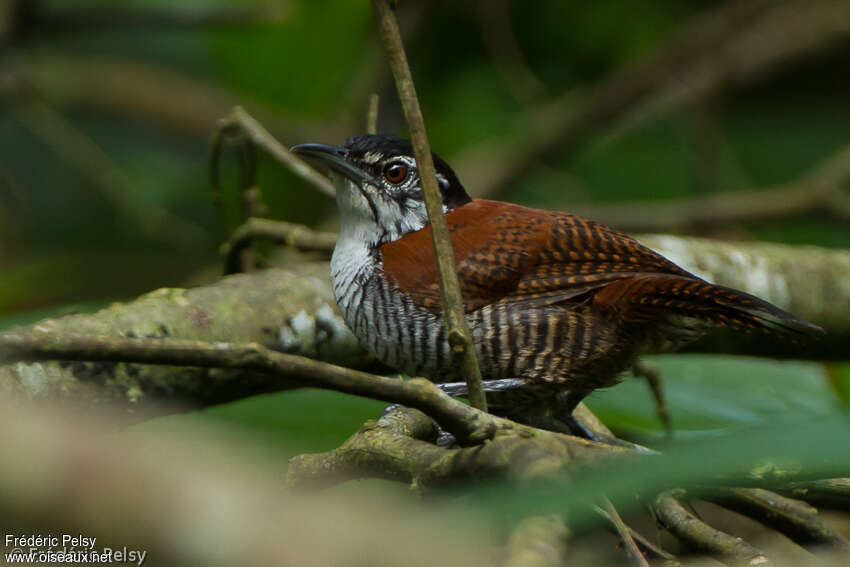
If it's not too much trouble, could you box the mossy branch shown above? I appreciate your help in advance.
[0,332,633,452]
[655,489,773,567]
[287,405,630,490]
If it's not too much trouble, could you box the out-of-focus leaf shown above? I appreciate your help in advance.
[586,354,835,438]
[141,389,387,461]
[208,0,373,116]
[462,413,850,531]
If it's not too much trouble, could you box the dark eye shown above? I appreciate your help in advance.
[383,161,409,185]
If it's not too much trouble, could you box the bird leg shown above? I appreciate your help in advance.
[631,359,673,437]
[436,378,526,396]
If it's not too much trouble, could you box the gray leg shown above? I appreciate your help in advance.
[436,378,526,397]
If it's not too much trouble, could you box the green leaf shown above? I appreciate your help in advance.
[586,354,836,438]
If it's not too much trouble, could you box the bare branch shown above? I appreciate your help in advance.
[222,218,336,274]
[655,489,773,567]
[594,505,679,563]
[367,93,380,135]
[566,145,850,233]
[217,106,337,198]
[601,497,650,567]
[372,0,487,412]
[709,488,850,549]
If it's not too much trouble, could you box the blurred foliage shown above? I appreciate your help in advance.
[461,411,850,531]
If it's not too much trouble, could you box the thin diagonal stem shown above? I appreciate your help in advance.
[371,0,487,412]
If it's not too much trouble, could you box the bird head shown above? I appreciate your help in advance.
[291,134,471,244]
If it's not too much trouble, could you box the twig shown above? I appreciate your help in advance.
[603,497,651,567]
[655,489,773,567]
[210,117,266,263]
[216,106,336,198]
[222,218,336,274]
[366,93,380,135]
[564,144,850,233]
[594,506,678,563]
[709,488,850,549]
[372,0,487,413]
[632,359,672,437]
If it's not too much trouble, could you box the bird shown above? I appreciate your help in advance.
[291,134,823,429]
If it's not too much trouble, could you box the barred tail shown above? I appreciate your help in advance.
[593,274,824,339]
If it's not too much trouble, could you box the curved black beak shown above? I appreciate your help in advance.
[290,143,379,187]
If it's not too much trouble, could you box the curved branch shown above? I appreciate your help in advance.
[709,488,850,549]
[566,145,850,233]
[222,218,337,274]
[655,489,773,567]
[217,106,337,198]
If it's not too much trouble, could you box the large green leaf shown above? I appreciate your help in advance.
[587,354,836,438]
